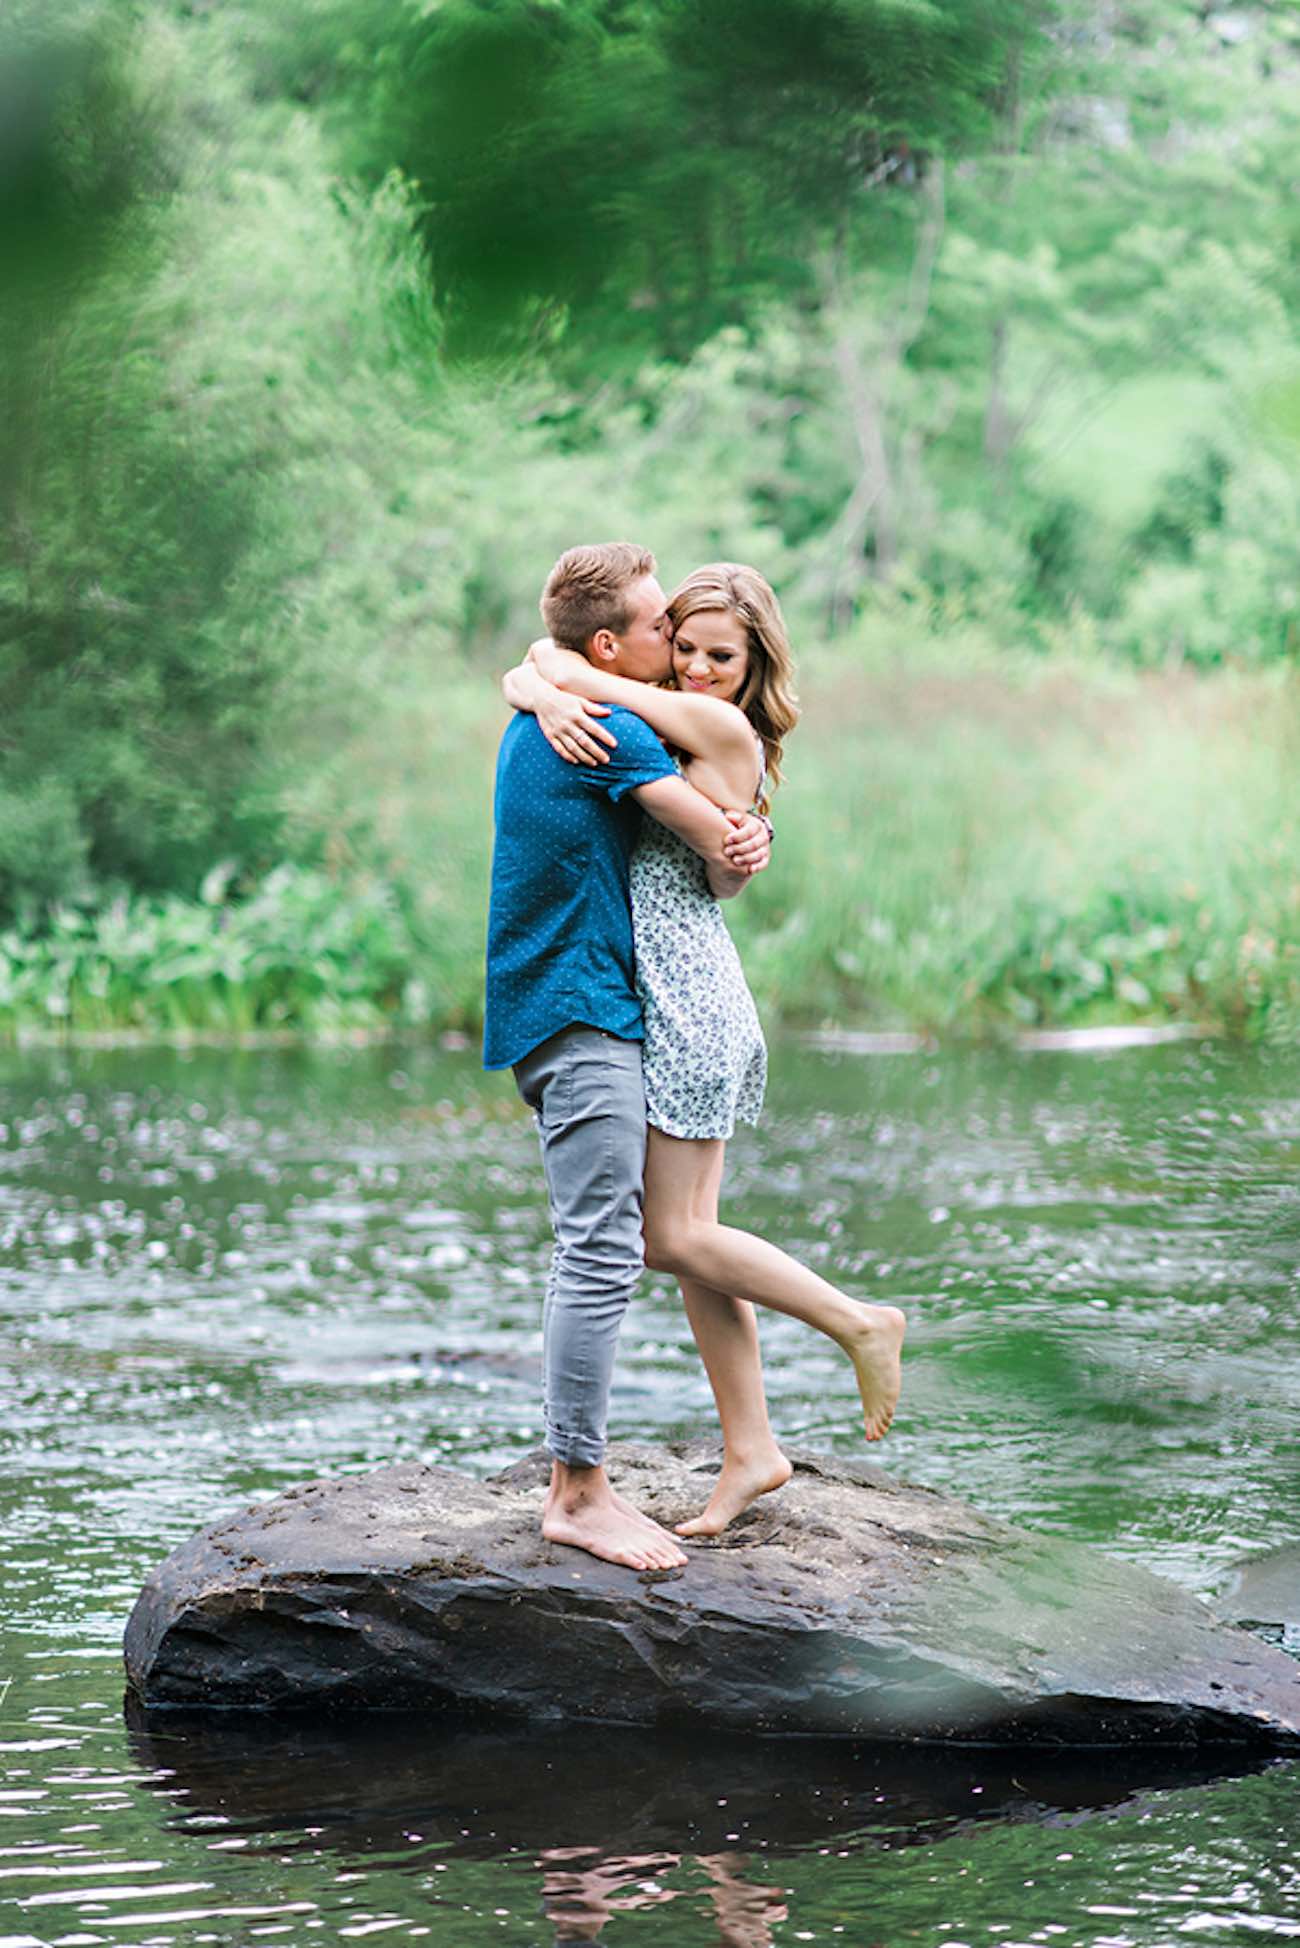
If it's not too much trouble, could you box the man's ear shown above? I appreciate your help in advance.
[587,629,618,665]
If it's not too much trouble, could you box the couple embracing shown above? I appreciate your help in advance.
[484,542,905,1571]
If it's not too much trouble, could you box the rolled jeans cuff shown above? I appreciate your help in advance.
[545,1420,608,1469]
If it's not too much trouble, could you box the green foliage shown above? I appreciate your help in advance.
[1112,445,1300,666]
[0,5,172,304]
[264,0,1050,365]
[0,864,432,1036]
[0,12,293,910]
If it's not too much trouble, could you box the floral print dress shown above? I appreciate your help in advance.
[631,745,767,1140]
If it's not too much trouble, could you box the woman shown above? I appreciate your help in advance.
[504,564,904,1535]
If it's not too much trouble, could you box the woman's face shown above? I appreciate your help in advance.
[670,607,751,704]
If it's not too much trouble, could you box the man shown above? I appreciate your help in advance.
[484,542,769,1571]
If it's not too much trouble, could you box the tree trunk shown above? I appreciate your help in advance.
[813,158,945,622]
[981,42,1024,482]
[984,315,1012,474]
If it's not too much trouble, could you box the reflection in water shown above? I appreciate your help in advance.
[538,1848,787,1947]
[122,1709,1277,1946]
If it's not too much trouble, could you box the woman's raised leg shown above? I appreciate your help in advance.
[644,1127,905,1444]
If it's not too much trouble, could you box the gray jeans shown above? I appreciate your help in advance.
[513,1026,647,1469]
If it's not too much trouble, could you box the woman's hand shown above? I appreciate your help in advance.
[528,636,594,690]
[536,687,618,765]
[721,810,772,875]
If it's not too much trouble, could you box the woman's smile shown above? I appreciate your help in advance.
[671,608,751,703]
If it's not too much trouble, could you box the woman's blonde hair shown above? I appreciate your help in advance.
[667,563,799,808]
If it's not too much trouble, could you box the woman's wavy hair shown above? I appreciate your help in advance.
[666,563,799,809]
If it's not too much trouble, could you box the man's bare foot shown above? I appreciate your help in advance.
[674,1445,793,1538]
[836,1303,906,1440]
[543,1463,688,1571]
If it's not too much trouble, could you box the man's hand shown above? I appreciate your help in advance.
[721,809,771,877]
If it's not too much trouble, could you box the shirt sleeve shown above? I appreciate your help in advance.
[579,707,676,802]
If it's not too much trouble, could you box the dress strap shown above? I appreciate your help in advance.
[749,737,767,812]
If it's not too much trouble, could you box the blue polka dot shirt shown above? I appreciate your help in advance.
[483,707,676,1071]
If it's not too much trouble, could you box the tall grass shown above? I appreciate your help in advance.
[729,631,1300,1040]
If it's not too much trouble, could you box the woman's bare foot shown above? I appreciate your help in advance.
[837,1303,905,1440]
[675,1445,793,1537]
[543,1463,688,1571]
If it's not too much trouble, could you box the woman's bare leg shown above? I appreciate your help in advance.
[676,1275,793,1536]
[656,1134,791,1534]
[644,1128,905,1445]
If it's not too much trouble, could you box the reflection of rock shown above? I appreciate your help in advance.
[124,1443,1300,1746]
[128,1713,1262,1948]
[122,1707,1268,1861]
[1215,1544,1300,1655]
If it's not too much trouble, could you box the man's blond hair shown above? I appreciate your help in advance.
[540,542,657,652]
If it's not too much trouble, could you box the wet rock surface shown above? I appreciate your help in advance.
[124,1444,1300,1746]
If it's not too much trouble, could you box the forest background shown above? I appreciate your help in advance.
[2,0,1298,1042]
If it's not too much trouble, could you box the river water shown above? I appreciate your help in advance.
[1,1037,1297,1946]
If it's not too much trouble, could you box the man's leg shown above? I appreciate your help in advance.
[514,1028,687,1570]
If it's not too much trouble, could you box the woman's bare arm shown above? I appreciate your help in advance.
[502,660,619,766]
[502,661,550,714]
[633,778,767,900]
[528,638,758,796]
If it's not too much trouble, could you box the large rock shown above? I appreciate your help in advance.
[124,1443,1300,1747]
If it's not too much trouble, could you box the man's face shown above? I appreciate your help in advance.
[608,574,671,682]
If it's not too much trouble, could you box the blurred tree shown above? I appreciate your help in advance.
[795,0,1300,624]
[261,0,1057,365]
[0,11,295,912]
[0,9,170,539]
